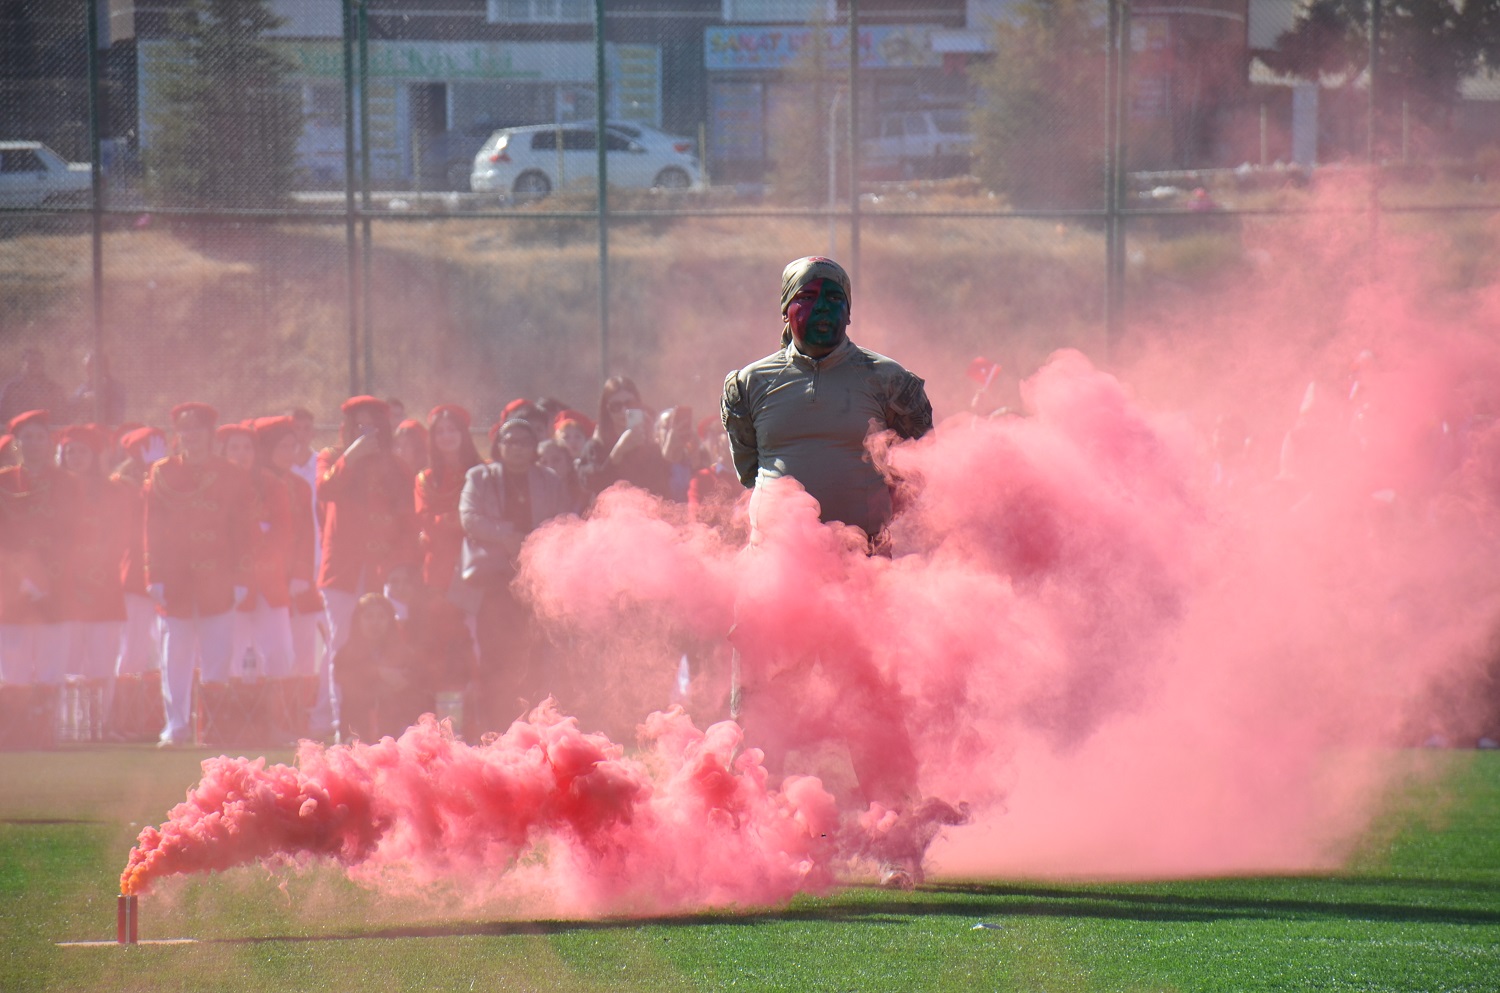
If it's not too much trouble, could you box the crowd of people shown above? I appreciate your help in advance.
[0,373,741,749]
[8,250,1500,769]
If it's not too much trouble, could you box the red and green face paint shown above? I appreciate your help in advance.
[785,277,850,357]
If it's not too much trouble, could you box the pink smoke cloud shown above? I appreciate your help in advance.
[125,193,1500,909]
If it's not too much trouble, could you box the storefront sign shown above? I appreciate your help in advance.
[705,24,941,71]
[279,39,595,81]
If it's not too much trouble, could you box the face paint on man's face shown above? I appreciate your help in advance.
[785,277,850,356]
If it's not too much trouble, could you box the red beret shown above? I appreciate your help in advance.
[501,398,532,419]
[57,423,108,455]
[252,414,295,439]
[341,395,389,416]
[252,415,297,455]
[7,409,49,435]
[551,408,595,437]
[395,418,426,436]
[427,403,472,431]
[169,402,217,427]
[0,434,12,454]
[215,422,253,443]
[118,426,164,454]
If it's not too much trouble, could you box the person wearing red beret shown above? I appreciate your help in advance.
[55,424,131,740]
[415,404,481,593]
[235,415,316,740]
[145,402,256,746]
[550,409,594,461]
[313,395,421,740]
[107,426,167,740]
[211,420,276,739]
[0,410,75,747]
[215,422,255,471]
[284,408,325,730]
[392,418,428,481]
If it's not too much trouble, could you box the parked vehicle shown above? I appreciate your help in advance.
[862,110,973,180]
[469,123,703,200]
[0,141,92,208]
[413,121,505,192]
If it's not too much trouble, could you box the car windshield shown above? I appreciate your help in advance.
[933,111,968,134]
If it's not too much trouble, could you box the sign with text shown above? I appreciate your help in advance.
[705,24,942,71]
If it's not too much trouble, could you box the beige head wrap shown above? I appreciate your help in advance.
[779,256,852,315]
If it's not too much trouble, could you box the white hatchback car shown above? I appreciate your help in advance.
[469,123,703,199]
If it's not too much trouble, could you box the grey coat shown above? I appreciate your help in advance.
[455,462,568,605]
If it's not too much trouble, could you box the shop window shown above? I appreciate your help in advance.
[487,0,589,23]
[722,0,834,23]
[305,84,342,128]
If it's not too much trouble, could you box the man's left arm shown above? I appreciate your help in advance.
[884,370,933,441]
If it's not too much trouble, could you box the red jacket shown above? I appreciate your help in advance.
[0,465,74,625]
[316,447,419,593]
[66,474,132,623]
[143,454,254,618]
[242,466,299,609]
[284,472,320,613]
[110,460,149,596]
[415,466,466,591]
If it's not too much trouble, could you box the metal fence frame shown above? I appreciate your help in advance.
[9,0,1500,420]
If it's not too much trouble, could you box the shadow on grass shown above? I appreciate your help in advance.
[207,877,1500,945]
[919,880,1500,927]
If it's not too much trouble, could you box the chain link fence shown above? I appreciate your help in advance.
[2,0,1498,432]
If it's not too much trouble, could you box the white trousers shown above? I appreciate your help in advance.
[289,610,322,680]
[68,621,124,681]
[0,623,69,686]
[117,594,162,676]
[311,587,362,736]
[228,599,295,680]
[159,611,233,743]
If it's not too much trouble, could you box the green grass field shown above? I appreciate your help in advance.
[2,746,1497,992]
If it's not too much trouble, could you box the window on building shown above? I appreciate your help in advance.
[306,84,342,128]
[487,0,590,23]
[722,0,835,23]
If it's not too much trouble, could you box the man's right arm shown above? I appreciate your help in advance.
[721,371,759,488]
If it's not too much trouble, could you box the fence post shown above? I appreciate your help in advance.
[342,0,359,397]
[358,0,374,395]
[847,0,860,288]
[87,0,105,420]
[1367,0,1382,247]
[596,0,610,383]
[1104,0,1130,358]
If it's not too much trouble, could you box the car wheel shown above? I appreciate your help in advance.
[512,171,551,201]
[653,167,691,190]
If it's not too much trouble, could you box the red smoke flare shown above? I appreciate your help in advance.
[122,705,858,910]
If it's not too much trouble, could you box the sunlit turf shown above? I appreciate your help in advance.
[2,746,1497,992]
